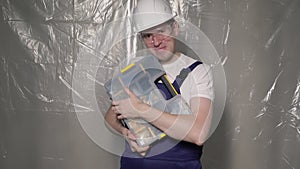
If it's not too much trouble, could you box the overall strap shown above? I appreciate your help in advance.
[155,61,202,100]
[173,61,202,94]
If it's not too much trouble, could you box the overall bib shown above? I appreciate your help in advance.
[121,61,203,169]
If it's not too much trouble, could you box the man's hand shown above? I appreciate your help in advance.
[112,88,151,119]
[121,127,150,156]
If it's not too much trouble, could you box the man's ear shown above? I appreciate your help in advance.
[173,22,179,36]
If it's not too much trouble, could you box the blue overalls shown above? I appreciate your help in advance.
[121,61,203,169]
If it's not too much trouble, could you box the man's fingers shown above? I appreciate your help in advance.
[112,106,120,115]
[125,131,150,156]
[117,114,125,119]
[111,106,116,112]
[131,141,150,154]
[129,140,136,152]
[135,145,150,155]
[111,101,119,106]
[127,130,137,140]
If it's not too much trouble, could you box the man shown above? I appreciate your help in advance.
[105,0,214,168]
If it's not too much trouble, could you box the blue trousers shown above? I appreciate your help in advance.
[120,141,203,169]
[120,156,202,169]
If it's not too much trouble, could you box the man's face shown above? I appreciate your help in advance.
[140,21,179,64]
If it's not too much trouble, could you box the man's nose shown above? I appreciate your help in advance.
[152,35,162,47]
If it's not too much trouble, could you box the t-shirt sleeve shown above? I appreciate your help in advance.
[190,63,214,101]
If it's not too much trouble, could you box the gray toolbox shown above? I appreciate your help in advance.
[104,55,191,146]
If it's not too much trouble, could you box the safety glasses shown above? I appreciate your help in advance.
[140,22,174,44]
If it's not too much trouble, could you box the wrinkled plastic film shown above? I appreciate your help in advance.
[1,1,300,169]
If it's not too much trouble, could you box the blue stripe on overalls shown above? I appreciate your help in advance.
[121,61,203,169]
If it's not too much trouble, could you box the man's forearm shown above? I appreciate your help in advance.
[141,98,212,145]
[142,108,199,142]
[105,106,125,134]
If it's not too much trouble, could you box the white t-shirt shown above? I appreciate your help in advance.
[162,53,214,105]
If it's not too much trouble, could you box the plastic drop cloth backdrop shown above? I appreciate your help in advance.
[0,0,300,169]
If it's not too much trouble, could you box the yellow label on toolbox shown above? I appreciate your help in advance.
[160,133,166,138]
[121,63,135,73]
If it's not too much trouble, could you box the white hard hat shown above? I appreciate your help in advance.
[133,0,176,33]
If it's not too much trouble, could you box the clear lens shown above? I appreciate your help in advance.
[140,23,173,42]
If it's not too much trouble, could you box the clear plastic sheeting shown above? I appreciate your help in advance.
[0,1,299,169]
